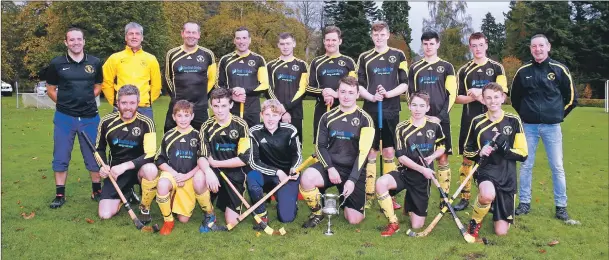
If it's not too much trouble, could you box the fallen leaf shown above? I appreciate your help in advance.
[85,218,95,224]
[255,232,261,237]
[15,228,24,231]
[32,157,38,160]
[21,211,35,219]
[355,229,361,233]
[77,178,81,182]
[539,181,545,185]
[17,200,21,205]
[539,249,546,254]
[249,248,255,252]
[20,206,24,209]
[13,180,20,184]
[72,217,81,222]
[41,175,47,179]
[548,240,559,246]
[535,198,540,203]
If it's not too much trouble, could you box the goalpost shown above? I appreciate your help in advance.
[605,80,608,113]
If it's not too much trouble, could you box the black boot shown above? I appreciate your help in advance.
[515,203,531,215]
[555,206,569,221]
[453,198,470,211]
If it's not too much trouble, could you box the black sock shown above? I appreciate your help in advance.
[56,185,65,197]
[92,182,102,193]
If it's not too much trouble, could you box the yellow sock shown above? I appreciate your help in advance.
[437,164,451,195]
[299,185,321,215]
[382,157,397,174]
[458,162,473,200]
[472,198,491,223]
[377,192,398,223]
[365,160,377,199]
[156,192,174,222]
[196,189,214,213]
[256,211,268,218]
[140,177,159,209]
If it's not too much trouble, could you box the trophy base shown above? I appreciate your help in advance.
[324,230,334,236]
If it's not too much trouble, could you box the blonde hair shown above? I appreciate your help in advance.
[261,99,286,115]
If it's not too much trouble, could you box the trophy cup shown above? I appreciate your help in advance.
[319,193,341,236]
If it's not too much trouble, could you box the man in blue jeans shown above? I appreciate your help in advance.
[46,28,103,208]
[509,34,578,220]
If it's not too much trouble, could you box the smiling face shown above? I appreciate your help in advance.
[324,32,342,55]
[337,82,358,109]
[234,30,251,53]
[483,88,505,113]
[65,30,85,55]
[125,28,143,49]
[530,36,551,63]
[117,94,139,121]
[173,110,194,130]
[211,97,232,122]
[181,23,200,48]
[371,27,389,49]
[409,96,430,120]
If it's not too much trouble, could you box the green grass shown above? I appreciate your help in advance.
[2,96,607,259]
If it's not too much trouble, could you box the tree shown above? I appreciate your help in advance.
[162,2,207,48]
[480,12,506,60]
[503,1,532,59]
[1,2,25,82]
[292,1,323,61]
[501,55,522,88]
[382,1,413,60]
[323,1,375,58]
[439,28,469,68]
[422,1,472,64]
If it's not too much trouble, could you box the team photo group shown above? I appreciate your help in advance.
[46,19,576,241]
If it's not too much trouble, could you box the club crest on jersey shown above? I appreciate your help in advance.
[338,60,346,66]
[196,55,205,63]
[485,68,494,76]
[351,117,360,127]
[436,66,445,73]
[388,55,397,63]
[248,60,256,67]
[547,72,556,81]
[190,138,198,147]
[502,125,513,135]
[292,64,299,71]
[229,129,239,139]
[140,60,147,67]
[132,127,141,136]
[426,129,435,139]
[84,65,95,74]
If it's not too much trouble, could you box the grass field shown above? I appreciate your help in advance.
[1,96,607,259]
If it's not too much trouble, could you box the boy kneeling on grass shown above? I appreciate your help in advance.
[155,100,219,235]
[464,82,528,238]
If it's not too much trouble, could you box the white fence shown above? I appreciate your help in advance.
[15,81,100,109]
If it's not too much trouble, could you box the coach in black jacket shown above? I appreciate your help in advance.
[509,34,577,221]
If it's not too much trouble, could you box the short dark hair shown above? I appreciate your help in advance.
[278,32,295,42]
[409,91,430,105]
[324,26,342,39]
[339,76,359,92]
[421,31,440,42]
[371,21,389,33]
[469,32,487,44]
[209,88,233,104]
[173,100,194,115]
[482,82,504,95]
[66,27,84,40]
[235,26,250,37]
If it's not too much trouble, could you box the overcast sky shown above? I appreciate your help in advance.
[406,1,511,52]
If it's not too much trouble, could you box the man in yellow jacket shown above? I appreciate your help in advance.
[102,22,161,120]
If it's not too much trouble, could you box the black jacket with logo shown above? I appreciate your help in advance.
[510,58,577,124]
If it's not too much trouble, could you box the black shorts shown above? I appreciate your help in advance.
[212,168,247,213]
[369,111,399,150]
[475,174,515,223]
[100,169,139,200]
[440,121,453,155]
[387,170,431,217]
[164,103,209,133]
[309,162,366,213]
[291,117,303,143]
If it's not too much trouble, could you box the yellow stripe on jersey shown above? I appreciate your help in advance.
[292,72,308,102]
[254,59,270,92]
[496,75,508,93]
[237,137,250,155]
[207,63,217,93]
[446,74,457,111]
[511,133,528,157]
[358,126,375,169]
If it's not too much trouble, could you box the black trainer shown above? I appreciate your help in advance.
[91,190,102,202]
[302,214,324,228]
[439,200,448,210]
[50,196,66,209]
[453,198,470,211]
[128,187,140,205]
[555,206,569,221]
[139,205,151,224]
[515,203,531,215]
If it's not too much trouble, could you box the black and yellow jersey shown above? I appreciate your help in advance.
[457,58,507,118]
[266,57,308,119]
[249,123,302,176]
[155,127,200,174]
[316,106,374,182]
[165,45,217,108]
[394,119,446,170]
[199,115,251,173]
[408,58,457,122]
[357,47,408,113]
[306,54,357,106]
[95,112,156,168]
[463,111,528,192]
[217,51,269,114]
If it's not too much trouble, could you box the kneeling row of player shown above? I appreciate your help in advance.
[94,79,526,238]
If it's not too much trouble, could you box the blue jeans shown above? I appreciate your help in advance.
[112,106,153,120]
[519,123,567,207]
[246,170,299,223]
[52,111,100,172]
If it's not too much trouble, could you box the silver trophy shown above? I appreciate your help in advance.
[319,193,342,236]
